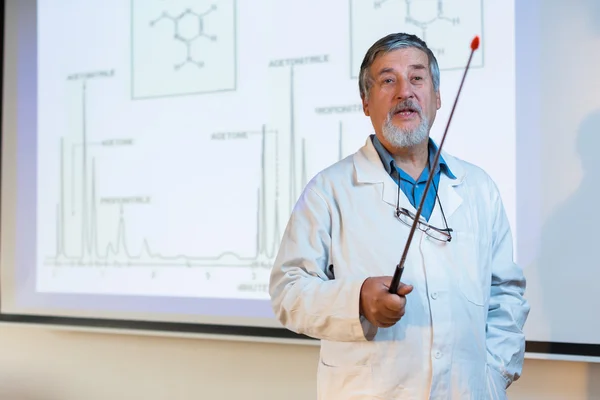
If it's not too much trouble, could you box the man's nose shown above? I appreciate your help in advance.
[395,78,414,100]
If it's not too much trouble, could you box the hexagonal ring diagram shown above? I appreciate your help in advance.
[149,6,218,70]
[131,0,237,99]
[349,0,483,78]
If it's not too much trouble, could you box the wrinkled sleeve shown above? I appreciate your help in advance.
[486,181,531,388]
[269,185,375,342]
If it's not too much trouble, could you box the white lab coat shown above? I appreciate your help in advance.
[269,137,530,399]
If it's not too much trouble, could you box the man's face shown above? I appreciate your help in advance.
[361,47,441,149]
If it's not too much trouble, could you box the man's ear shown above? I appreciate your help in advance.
[362,96,370,116]
[436,91,441,110]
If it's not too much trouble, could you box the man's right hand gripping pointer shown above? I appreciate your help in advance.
[359,276,414,328]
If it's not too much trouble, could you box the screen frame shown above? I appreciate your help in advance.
[0,0,599,363]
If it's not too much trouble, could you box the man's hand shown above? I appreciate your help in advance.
[359,276,413,328]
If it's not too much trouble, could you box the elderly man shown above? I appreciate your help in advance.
[269,32,530,399]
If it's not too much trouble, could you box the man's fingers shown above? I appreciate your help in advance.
[376,321,397,328]
[374,313,402,327]
[396,283,414,296]
[360,277,412,328]
[376,314,400,326]
[383,295,406,314]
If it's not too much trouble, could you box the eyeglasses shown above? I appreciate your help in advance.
[394,178,453,243]
[395,206,453,242]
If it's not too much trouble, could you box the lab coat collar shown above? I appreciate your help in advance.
[353,137,466,221]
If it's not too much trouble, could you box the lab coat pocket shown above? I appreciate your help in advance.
[319,339,372,367]
[317,359,374,400]
[451,231,486,307]
[317,340,375,398]
[317,358,373,400]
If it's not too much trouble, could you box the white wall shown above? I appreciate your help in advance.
[0,325,598,400]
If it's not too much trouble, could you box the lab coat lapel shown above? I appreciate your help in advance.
[427,152,466,228]
[353,138,400,209]
[353,138,467,217]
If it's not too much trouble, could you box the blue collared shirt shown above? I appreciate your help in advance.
[371,134,456,221]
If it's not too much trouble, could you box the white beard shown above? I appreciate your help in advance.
[382,112,430,148]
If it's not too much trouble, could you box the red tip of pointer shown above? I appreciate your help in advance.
[471,36,480,51]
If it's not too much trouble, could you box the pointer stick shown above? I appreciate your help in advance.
[389,36,480,294]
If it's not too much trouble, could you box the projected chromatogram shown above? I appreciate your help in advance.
[38,65,341,299]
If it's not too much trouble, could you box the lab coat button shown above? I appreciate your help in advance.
[435,351,442,359]
[431,292,438,299]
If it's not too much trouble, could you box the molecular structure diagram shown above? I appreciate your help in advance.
[374,0,459,43]
[150,5,217,70]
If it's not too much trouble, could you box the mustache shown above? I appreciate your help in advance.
[389,99,423,117]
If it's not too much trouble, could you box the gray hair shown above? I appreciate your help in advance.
[359,33,440,100]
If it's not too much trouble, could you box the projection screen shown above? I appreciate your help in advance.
[1,0,599,360]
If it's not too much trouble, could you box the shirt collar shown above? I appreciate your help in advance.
[370,134,456,179]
